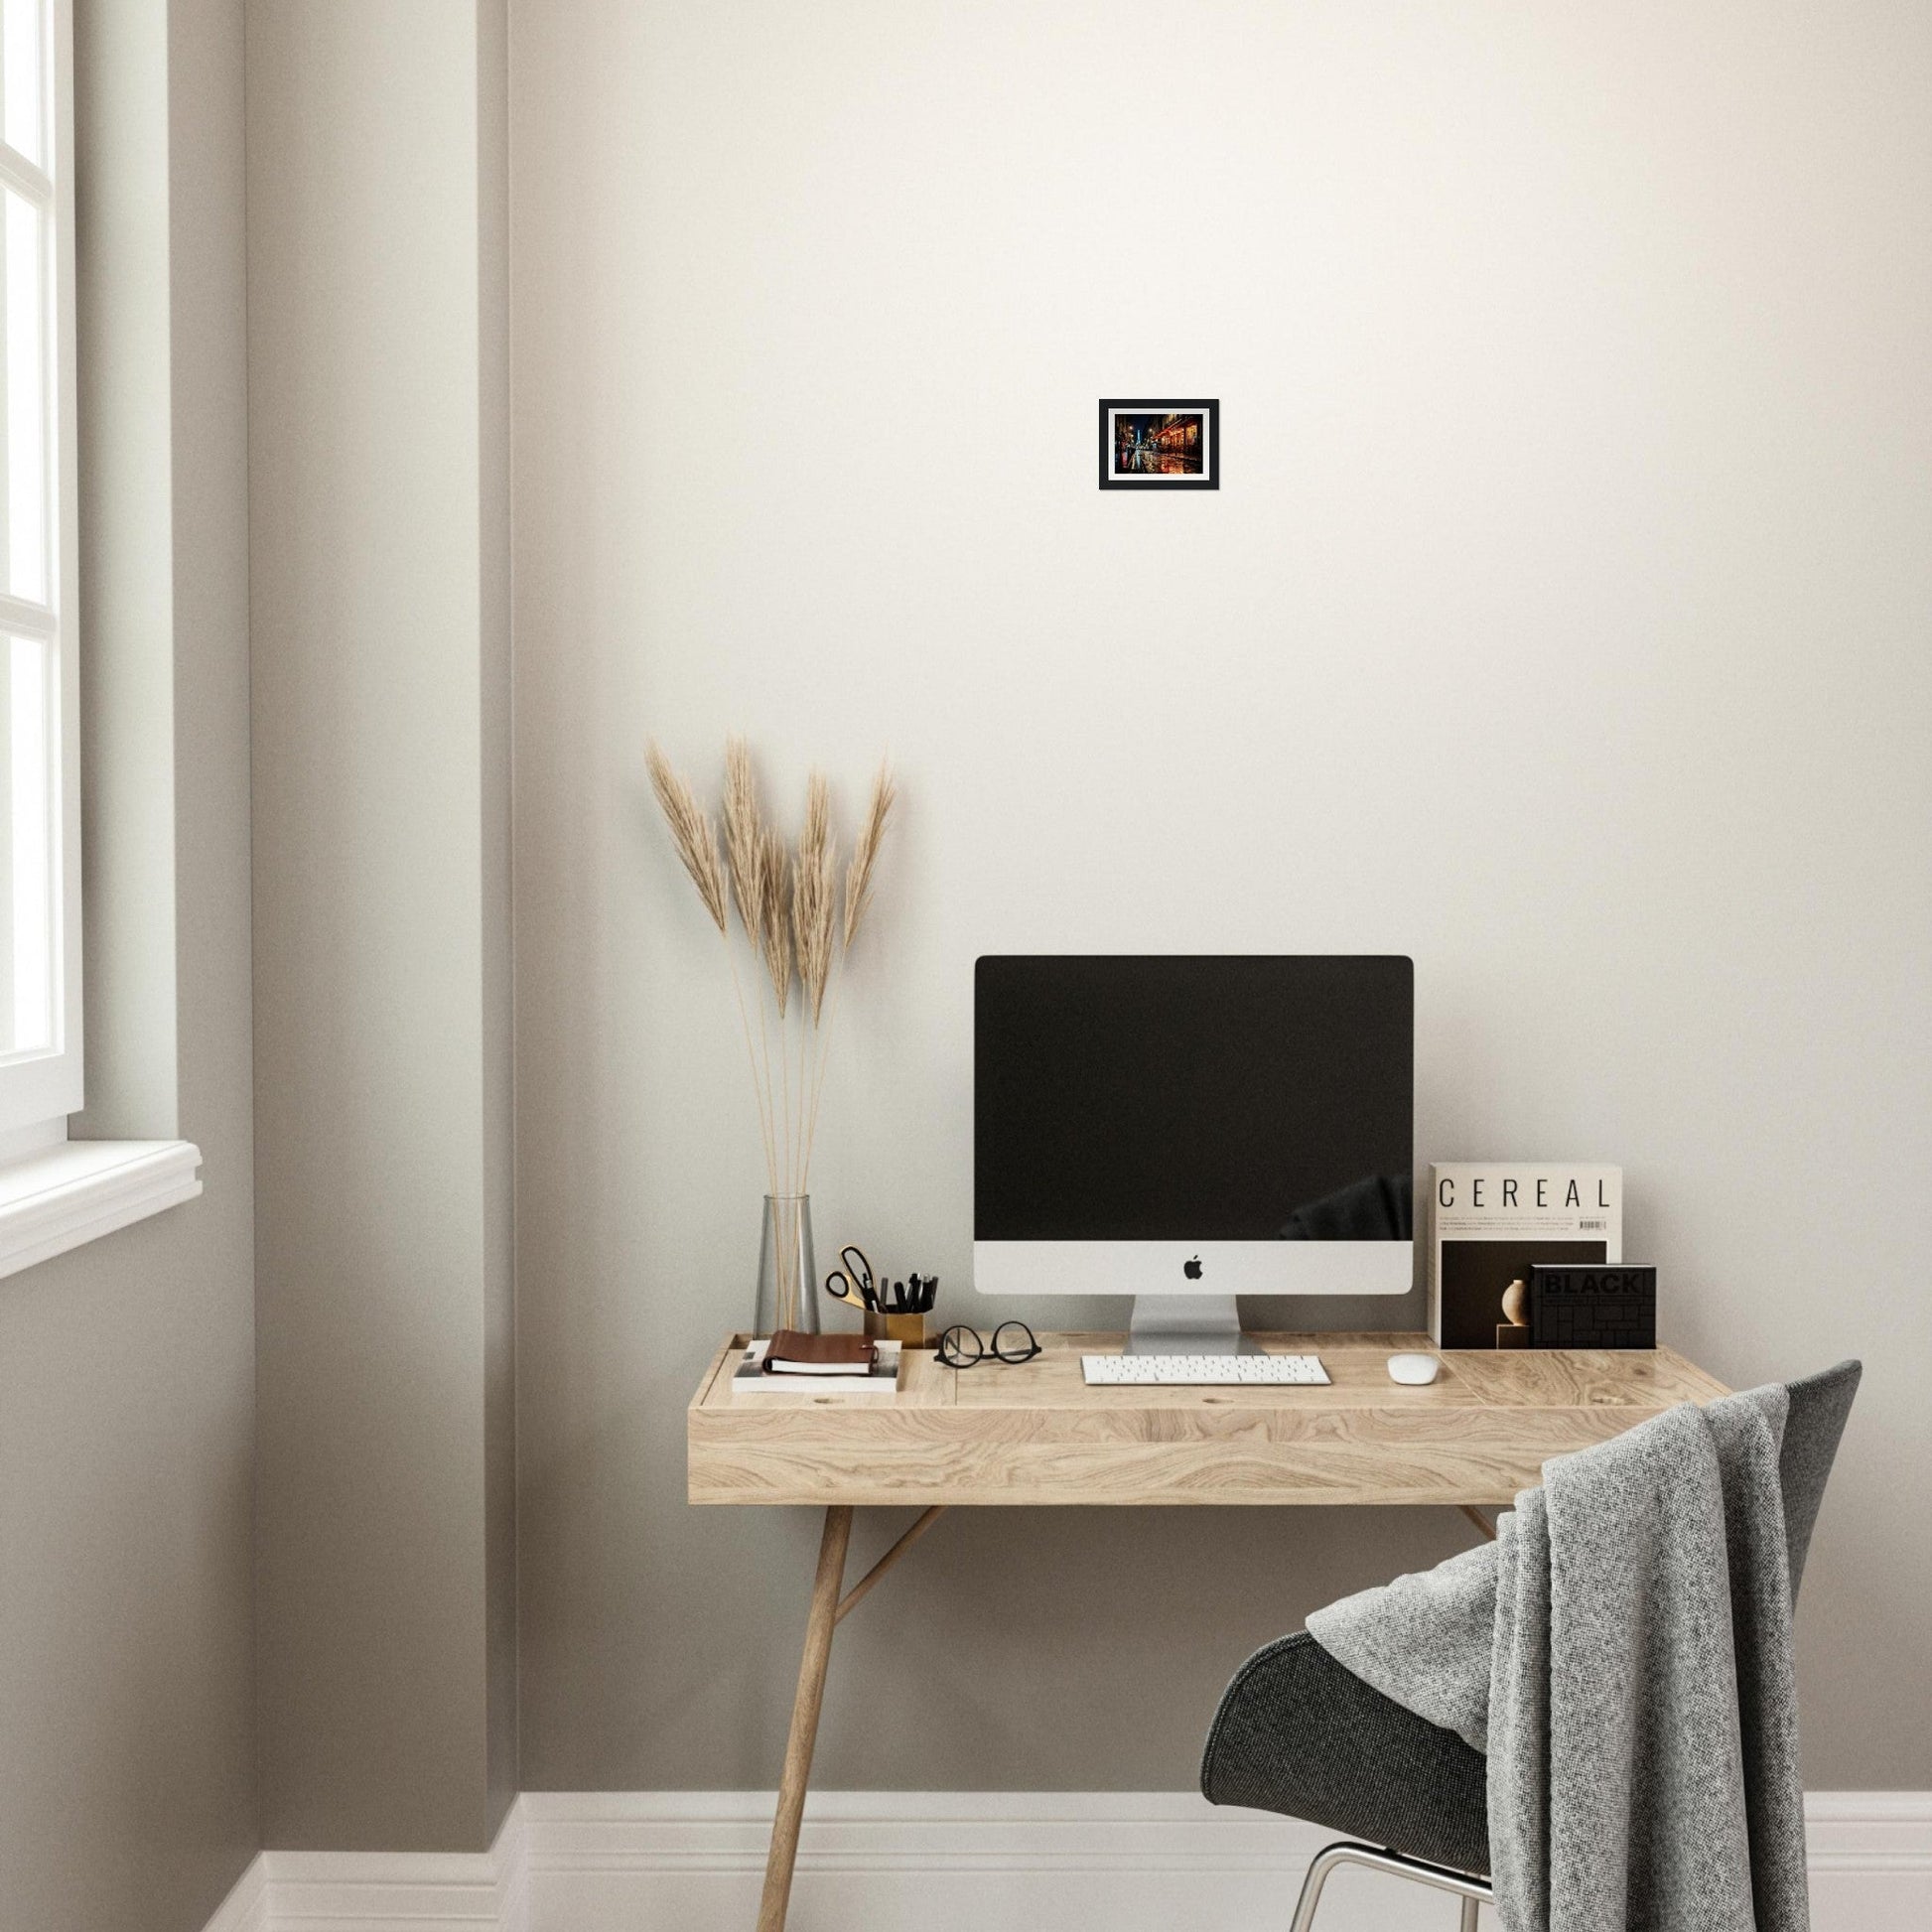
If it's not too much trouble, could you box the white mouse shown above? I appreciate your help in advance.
[1387,1352,1442,1386]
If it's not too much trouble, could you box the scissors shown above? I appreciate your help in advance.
[824,1245,879,1312]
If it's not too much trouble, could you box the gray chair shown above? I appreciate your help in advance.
[1200,1361,1861,1930]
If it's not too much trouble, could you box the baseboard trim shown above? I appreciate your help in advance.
[1804,1789,1932,1874]
[200,1790,1932,1932]
[202,1855,268,1932]
[213,1809,528,1932]
[522,1788,1326,1874]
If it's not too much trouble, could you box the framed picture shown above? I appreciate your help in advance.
[1098,398,1219,489]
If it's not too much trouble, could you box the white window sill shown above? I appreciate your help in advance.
[0,1140,203,1282]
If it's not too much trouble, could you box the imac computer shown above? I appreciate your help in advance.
[973,955,1414,1353]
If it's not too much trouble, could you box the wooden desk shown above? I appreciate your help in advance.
[687,1330,1728,1930]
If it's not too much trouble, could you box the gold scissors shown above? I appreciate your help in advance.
[824,1244,878,1312]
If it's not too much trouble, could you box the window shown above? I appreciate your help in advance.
[0,0,76,1147]
[0,0,199,1272]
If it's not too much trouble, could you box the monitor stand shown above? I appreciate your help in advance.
[1124,1294,1259,1356]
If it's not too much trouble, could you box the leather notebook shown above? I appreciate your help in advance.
[763,1330,878,1375]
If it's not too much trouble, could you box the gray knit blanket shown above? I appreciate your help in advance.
[1307,1387,1809,1932]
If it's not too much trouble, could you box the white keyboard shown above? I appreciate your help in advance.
[1081,1352,1329,1386]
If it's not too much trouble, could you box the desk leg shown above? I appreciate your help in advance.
[758,1504,853,1932]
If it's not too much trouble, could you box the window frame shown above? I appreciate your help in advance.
[0,0,201,1283]
[0,0,80,1140]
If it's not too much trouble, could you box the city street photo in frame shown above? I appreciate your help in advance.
[1098,398,1219,489]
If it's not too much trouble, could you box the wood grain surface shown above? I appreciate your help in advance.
[688,1331,1730,1508]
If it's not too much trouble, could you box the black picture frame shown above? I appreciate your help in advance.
[1098,398,1219,490]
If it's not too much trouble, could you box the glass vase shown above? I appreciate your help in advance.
[754,1193,818,1338]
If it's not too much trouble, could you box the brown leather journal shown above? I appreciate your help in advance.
[763,1330,877,1374]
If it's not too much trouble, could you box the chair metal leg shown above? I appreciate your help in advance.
[1286,1843,1350,1932]
[1288,1841,1493,1932]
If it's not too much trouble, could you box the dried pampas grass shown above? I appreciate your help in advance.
[792,774,837,1025]
[645,737,897,1203]
[722,738,765,941]
[645,743,727,934]
[843,761,897,948]
[758,826,793,1018]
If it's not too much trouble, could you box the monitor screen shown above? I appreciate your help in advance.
[974,955,1414,1242]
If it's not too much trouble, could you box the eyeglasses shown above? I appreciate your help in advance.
[937,1320,1040,1368]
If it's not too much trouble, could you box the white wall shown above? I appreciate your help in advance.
[512,0,1932,1791]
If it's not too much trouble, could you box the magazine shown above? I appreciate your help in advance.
[1428,1164,1621,1349]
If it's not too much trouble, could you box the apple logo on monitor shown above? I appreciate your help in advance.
[1183,1255,1203,1280]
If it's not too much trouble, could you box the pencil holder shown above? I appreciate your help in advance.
[866,1309,928,1348]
